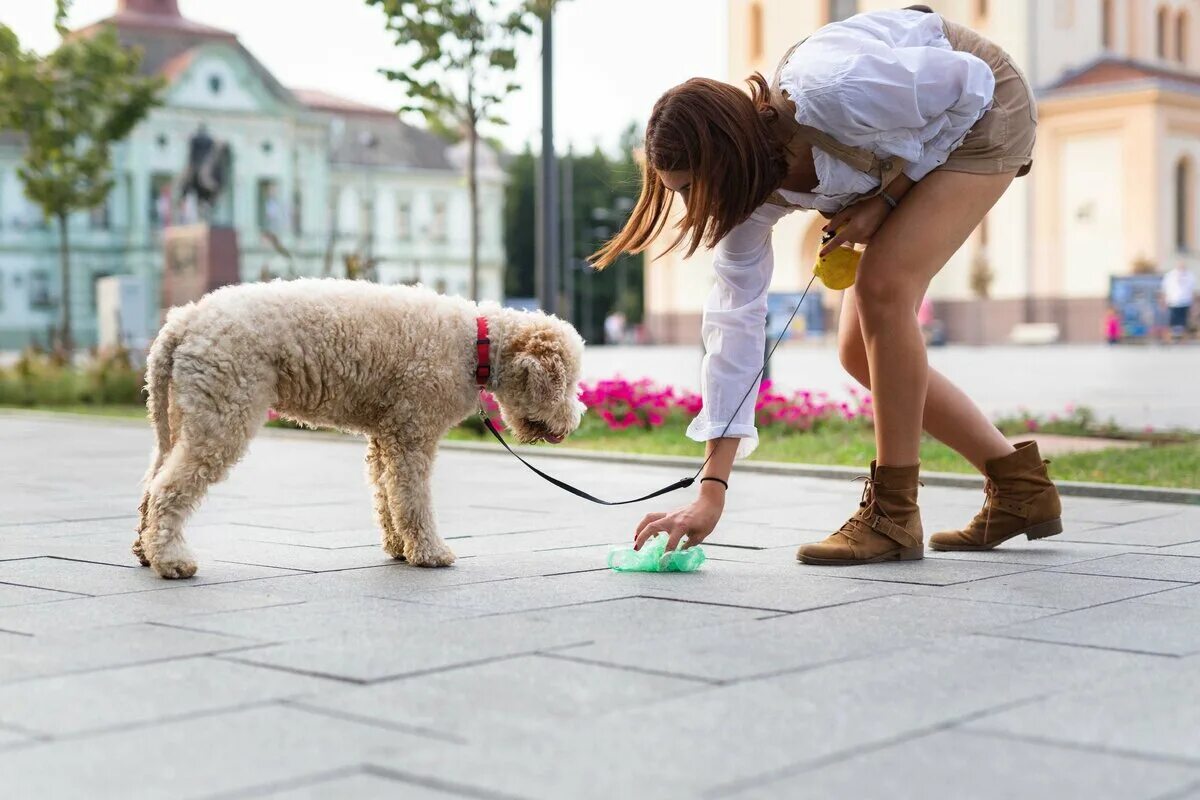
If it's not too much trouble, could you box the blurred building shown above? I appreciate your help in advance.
[0,0,505,349]
[645,0,1200,344]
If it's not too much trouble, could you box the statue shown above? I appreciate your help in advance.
[178,124,231,223]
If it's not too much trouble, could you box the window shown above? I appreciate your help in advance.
[827,0,856,22]
[434,278,448,294]
[1054,0,1074,27]
[1178,11,1189,65]
[360,196,375,245]
[89,198,110,230]
[748,2,764,61]
[29,270,53,310]
[431,197,448,243]
[975,0,988,22]
[396,197,412,241]
[1158,6,1170,59]
[149,173,173,227]
[1176,157,1192,251]
[256,178,282,232]
[291,188,302,236]
[208,74,222,94]
[1101,0,1114,49]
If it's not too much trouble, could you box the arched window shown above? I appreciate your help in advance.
[1101,0,1115,49]
[749,2,764,62]
[1157,5,1171,59]
[1175,157,1193,252]
[1178,10,1190,65]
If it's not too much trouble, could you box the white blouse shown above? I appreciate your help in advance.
[685,9,995,457]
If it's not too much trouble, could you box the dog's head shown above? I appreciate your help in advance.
[495,313,585,445]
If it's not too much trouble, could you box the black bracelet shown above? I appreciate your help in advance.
[700,476,729,490]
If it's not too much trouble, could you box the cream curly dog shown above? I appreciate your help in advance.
[133,279,585,579]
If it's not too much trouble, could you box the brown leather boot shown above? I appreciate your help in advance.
[797,462,924,565]
[929,441,1063,551]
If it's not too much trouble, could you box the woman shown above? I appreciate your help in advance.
[592,6,1062,566]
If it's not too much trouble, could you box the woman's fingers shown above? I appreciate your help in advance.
[663,525,690,553]
[634,515,671,550]
[635,511,668,541]
[820,232,848,257]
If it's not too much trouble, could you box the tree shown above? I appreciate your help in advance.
[368,0,541,301]
[504,124,643,343]
[0,1,162,353]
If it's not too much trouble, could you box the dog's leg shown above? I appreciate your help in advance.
[379,437,455,568]
[366,436,404,561]
[135,383,181,567]
[144,421,253,579]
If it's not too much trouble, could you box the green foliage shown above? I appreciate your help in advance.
[504,123,644,342]
[0,347,144,407]
[0,14,163,349]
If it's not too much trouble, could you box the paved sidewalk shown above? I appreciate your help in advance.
[2,414,1200,799]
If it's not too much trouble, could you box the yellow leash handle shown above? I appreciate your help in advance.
[813,230,860,290]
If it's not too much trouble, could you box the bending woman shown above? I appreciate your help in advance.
[592,6,1062,566]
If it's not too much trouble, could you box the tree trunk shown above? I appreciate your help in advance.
[56,212,73,356]
[468,118,480,302]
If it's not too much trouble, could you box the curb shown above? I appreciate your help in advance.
[4,408,1197,505]
[438,440,1200,506]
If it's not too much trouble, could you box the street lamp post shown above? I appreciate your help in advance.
[536,5,559,315]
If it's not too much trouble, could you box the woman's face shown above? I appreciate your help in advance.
[658,169,693,204]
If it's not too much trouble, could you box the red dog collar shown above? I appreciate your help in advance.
[475,316,491,387]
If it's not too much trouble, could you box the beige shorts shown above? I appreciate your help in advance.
[941,21,1038,178]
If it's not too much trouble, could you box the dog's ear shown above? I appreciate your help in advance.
[509,329,567,396]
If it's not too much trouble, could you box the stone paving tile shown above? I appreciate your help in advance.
[445,527,618,557]
[0,581,79,608]
[1059,519,1200,548]
[403,573,639,614]
[967,658,1200,764]
[224,597,764,683]
[0,556,148,595]
[994,600,1200,655]
[1051,553,1200,583]
[0,704,431,799]
[178,596,478,643]
[924,541,1157,567]
[295,653,707,742]
[0,726,35,750]
[1067,501,1199,526]
[916,569,1186,610]
[0,584,308,635]
[561,594,1052,683]
[728,728,1200,800]
[0,622,253,684]
[1137,583,1200,609]
[788,556,1036,586]
[0,656,339,737]
[1159,541,1200,557]
[253,769,476,799]
[391,636,1154,800]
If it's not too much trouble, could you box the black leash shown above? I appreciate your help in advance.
[481,273,820,505]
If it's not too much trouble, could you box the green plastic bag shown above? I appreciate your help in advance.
[608,533,706,573]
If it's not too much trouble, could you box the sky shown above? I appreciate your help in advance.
[1,0,727,155]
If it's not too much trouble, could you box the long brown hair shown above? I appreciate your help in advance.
[590,74,785,269]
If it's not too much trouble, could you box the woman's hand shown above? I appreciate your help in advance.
[820,195,892,256]
[634,485,726,553]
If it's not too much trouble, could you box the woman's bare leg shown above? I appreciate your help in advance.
[838,286,1013,473]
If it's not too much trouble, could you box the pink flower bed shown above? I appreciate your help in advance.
[474,377,871,434]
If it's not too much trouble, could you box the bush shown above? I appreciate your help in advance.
[0,347,144,407]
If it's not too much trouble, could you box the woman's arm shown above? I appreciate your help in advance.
[632,204,789,552]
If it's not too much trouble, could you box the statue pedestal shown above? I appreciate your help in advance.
[161,224,240,311]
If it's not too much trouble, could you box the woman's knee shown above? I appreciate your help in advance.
[854,256,921,321]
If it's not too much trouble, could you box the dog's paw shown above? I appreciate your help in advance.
[406,542,456,568]
[151,541,198,579]
[382,537,407,561]
[131,536,151,567]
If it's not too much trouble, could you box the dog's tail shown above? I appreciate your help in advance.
[144,303,196,471]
